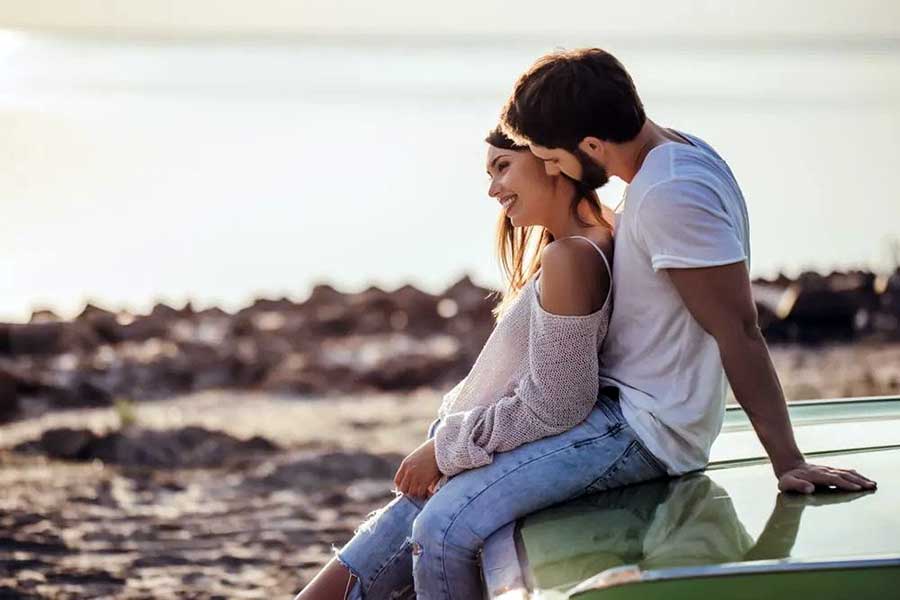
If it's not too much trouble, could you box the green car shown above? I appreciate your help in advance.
[479,396,899,599]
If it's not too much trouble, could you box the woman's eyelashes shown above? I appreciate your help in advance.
[487,162,509,182]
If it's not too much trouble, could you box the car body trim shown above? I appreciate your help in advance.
[566,556,900,597]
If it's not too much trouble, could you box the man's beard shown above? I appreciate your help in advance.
[573,146,609,190]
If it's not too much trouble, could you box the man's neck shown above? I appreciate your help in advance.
[611,120,684,183]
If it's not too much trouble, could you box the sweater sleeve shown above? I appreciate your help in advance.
[437,376,468,420]
[432,284,607,477]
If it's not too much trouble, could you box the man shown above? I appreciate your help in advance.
[498,47,876,494]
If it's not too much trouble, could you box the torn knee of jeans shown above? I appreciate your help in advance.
[353,505,387,536]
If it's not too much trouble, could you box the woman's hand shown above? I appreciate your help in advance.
[394,438,443,499]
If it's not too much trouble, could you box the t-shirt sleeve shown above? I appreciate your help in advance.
[637,178,747,272]
[432,289,606,477]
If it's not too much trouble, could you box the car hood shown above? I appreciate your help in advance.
[513,446,898,598]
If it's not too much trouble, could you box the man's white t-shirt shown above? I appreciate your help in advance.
[598,130,751,475]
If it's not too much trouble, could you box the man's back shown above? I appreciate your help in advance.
[599,131,751,475]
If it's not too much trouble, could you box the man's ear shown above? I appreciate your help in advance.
[577,136,604,161]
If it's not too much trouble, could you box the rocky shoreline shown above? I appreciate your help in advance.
[0,276,494,424]
[1,270,899,598]
[3,269,899,424]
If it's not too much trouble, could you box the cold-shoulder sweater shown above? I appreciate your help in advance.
[432,235,613,484]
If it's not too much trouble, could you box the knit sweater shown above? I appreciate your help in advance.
[432,237,613,486]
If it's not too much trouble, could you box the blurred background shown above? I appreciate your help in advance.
[3,0,900,319]
[2,1,900,598]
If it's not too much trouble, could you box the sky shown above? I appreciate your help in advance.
[1,0,899,40]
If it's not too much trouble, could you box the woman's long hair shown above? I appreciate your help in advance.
[486,126,612,320]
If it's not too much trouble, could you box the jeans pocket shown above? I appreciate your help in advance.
[583,398,623,437]
[634,439,669,476]
[583,438,665,495]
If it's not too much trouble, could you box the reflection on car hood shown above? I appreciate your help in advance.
[511,398,900,598]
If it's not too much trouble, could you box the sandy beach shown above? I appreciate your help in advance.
[2,341,899,598]
[1,389,442,599]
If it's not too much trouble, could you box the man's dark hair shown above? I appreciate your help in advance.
[500,48,646,150]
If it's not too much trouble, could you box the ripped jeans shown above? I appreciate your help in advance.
[329,390,668,600]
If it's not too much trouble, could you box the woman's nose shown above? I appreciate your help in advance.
[488,180,502,198]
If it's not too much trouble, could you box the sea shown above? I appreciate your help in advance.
[2,30,899,321]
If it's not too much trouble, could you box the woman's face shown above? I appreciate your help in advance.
[486,144,568,228]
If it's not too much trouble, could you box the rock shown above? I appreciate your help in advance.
[356,352,460,391]
[0,367,20,422]
[29,309,62,324]
[149,302,185,321]
[345,479,395,503]
[348,286,397,334]
[13,426,280,469]
[77,304,122,344]
[752,271,884,344]
[37,428,97,460]
[260,362,359,395]
[249,450,401,490]
[0,322,66,355]
[391,284,441,335]
[195,306,230,319]
[784,272,878,343]
[116,315,171,343]
[310,304,356,338]
[303,284,344,308]
[442,275,495,314]
[47,378,114,409]
[440,276,497,366]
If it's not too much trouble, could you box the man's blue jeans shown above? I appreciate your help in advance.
[330,391,668,599]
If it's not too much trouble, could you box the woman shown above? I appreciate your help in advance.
[295,127,668,600]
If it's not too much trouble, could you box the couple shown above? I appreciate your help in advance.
[297,48,877,600]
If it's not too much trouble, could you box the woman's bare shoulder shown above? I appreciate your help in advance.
[542,233,613,274]
[538,234,613,315]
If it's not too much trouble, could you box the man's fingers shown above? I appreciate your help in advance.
[805,470,859,489]
[840,470,876,489]
[779,473,815,494]
[844,469,877,487]
[803,467,874,491]
[809,465,877,487]
[830,476,863,491]
[781,464,878,495]
[826,470,866,490]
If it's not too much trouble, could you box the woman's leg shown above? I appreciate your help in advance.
[295,493,426,600]
[410,393,668,600]
[293,555,357,600]
[337,493,426,600]
[295,417,445,600]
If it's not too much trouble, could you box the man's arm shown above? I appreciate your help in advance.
[665,261,877,493]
